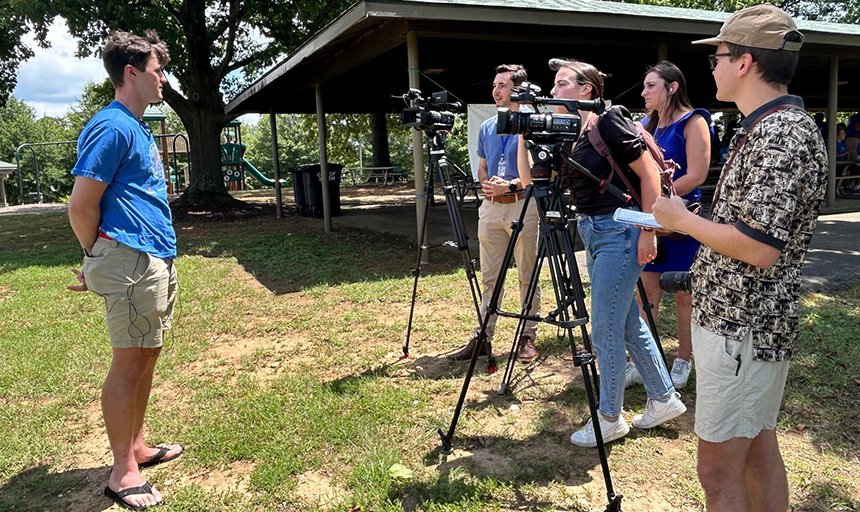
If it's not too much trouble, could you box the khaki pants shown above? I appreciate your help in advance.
[476,198,540,340]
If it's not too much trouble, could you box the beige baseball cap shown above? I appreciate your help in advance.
[692,3,803,51]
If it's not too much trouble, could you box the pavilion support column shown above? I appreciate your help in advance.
[407,30,428,260]
[826,55,838,208]
[270,107,283,219]
[657,43,668,63]
[316,83,332,233]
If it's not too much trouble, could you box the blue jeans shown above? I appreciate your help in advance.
[577,212,674,417]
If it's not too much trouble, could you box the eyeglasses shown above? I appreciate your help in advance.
[708,53,732,71]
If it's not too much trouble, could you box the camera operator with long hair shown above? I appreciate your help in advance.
[519,58,686,448]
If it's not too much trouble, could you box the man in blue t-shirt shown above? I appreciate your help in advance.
[448,64,541,362]
[67,30,182,511]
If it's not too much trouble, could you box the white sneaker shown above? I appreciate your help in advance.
[624,361,643,388]
[570,413,630,448]
[670,358,693,389]
[632,392,687,429]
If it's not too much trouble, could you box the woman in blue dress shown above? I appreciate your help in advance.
[626,61,712,390]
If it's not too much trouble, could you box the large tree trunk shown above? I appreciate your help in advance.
[370,113,391,167]
[167,90,243,209]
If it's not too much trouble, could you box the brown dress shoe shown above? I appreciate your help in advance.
[448,336,489,361]
[517,336,537,362]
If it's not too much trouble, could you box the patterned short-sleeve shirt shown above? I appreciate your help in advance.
[690,95,827,362]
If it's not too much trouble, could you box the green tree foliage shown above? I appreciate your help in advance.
[0,96,76,204]
[21,0,352,207]
[616,0,851,22]
[0,3,38,107]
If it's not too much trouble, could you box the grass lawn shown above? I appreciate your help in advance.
[0,200,858,512]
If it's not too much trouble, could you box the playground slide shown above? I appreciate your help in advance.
[242,158,288,187]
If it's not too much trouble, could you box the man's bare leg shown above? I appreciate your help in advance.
[129,347,182,464]
[746,429,789,512]
[698,436,754,512]
[103,347,163,508]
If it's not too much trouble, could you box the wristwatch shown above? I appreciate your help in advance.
[509,183,518,193]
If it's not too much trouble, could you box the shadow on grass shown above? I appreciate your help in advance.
[391,461,590,511]
[792,480,860,511]
[0,207,465,294]
[782,287,860,461]
[0,464,111,512]
[175,206,465,294]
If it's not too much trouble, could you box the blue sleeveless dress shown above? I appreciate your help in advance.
[644,108,713,274]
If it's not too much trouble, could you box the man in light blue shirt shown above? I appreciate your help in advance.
[449,64,541,362]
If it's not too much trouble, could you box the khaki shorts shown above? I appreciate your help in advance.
[83,237,178,349]
[691,324,789,443]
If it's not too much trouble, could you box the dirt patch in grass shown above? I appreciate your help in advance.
[295,470,343,509]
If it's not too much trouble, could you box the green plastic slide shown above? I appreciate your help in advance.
[242,158,288,187]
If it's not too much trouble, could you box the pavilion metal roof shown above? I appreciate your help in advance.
[225,0,860,116]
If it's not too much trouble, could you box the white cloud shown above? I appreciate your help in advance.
[12,18,106,118]
[12,18,182,119]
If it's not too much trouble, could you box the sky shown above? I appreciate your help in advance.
[12,18,259,125]
[12,19,108,118]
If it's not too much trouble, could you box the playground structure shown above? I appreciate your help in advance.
[220,119,287,190]
[7,106,189,205]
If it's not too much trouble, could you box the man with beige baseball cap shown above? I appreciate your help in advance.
[653,3,827,511]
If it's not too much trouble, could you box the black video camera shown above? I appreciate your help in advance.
[400,89,464,133]
[496,82,605,143]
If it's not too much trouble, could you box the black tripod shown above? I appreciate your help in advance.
[403,128,484,360]
[496,224,668,397]
[439,139,630,511]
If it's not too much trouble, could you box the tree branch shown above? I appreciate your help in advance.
[159,0,181,21]
[215,0,241,79]
[222,52,264,76]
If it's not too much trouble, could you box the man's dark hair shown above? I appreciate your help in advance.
[495,64,527,87]
[727,34,801,88]
[103,30,170,88]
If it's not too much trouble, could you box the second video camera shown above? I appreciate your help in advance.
[401,89,464,132]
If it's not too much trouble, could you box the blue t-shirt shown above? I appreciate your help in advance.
[647,108,713,203]
[836,140,847,161]
[477,115,520,181]
[72,101,177,259]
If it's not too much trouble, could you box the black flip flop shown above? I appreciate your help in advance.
[104,481,159,510]
[139,444,184,469]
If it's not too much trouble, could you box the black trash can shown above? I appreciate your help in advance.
[290,167,309,216]
[299,163,342,218]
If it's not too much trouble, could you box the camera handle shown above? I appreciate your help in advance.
[402,129,485,359]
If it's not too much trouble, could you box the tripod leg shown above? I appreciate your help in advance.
[498,236,546,396]
[440,186,536,452]
[532,185,623,511]
[402,151,437,358]
[438,158,482,324]
[637,278,668,371]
